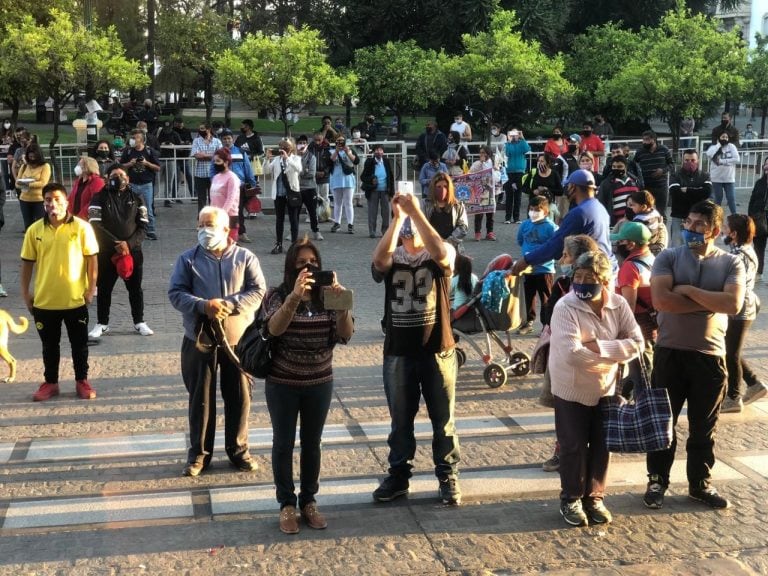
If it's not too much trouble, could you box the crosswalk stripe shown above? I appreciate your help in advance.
[0,443,13,463]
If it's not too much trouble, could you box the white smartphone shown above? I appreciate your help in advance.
[397,181,414,195]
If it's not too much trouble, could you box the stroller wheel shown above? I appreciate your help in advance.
[508,351,531,377]
[456,347,467,369]
[483,362,508,388]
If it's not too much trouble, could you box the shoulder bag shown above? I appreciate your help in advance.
[235,305,273,379]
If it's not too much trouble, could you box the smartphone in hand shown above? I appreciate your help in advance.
[397,181,414,196]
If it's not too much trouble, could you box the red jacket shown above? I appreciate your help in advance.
[68,175,105,219]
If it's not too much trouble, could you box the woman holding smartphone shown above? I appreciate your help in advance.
[329,136,359,234]
[263,237,354,534]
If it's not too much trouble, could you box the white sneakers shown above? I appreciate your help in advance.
[88,324,109,339]
[88,323,154,338]
[134,322,154,336]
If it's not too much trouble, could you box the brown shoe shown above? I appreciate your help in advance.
[300,502,328,529]
[279,505,299,534]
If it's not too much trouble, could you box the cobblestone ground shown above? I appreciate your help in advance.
[0,192,767,575]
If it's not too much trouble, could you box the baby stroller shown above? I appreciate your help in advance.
[452,254,531,388]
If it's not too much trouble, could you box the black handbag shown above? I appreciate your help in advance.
[235,310,273,379]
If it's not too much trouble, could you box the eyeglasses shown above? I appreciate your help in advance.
[683,217,711,233]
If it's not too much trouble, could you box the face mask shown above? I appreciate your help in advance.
[27,154,38,163]
[198,226,227,251]
[528,210,545,222]
[682,228,706,249]
[572,282,602,301]
[721,120,729,127]
[352,131,361,139]
[552,133,562,139]
[568,144,578,153]
[615,244,631,259]
[129,138,136,148]
[96,149,109,159]
[3,122,9,130]
[683,161,698,173]
[625,206,636,220]
[719,139,728,147]
[335,123,343,129]
[426,126,434,134]
[537,163,547,172]
[611,168,625,178]
[45,200,67,219]
[109,177,122,189]
[213,163,226,173]
[582,130,592,136]
[723,235,733,245]
[297,143,307,152]
[199,131,207,138]
[642,142,653,150]
[491,129,499,136]
[560,263,573,276]
[74,165,83,177]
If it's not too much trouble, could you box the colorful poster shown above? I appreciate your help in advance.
[452,168,496,215]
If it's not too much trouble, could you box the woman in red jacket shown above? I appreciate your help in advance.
[68,156,104,219]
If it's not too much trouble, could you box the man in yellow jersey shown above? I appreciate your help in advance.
[20,183,99,401]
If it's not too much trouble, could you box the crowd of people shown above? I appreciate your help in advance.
[3,109,768,534]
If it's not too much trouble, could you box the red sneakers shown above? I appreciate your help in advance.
[76,379,96,400]
[33,382,60,402]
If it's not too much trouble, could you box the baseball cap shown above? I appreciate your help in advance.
[219,128,233,137]
[610,221,651,245]
[111,252,134,280]
[509,129,519,137]
[568,133,581,143]
[566,169,596,187]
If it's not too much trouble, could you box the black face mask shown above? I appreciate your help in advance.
[109,177,122,189]
[611,168,625,178]
[642,142,653,150]
[240,127,248,134]
[625,206,635,221]
[199,131,208,138]
[552,133,562,139]
[96,150,109,159]
[719,140,729,147]
[213,163,226,173]
[615,244,631,259]
[567,144,578,153]
[723,235,733,245]
[582,130,592,136]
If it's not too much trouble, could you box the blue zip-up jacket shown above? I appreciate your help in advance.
[517,219,558,274]
[169,243,267,343]
[505,140,531,174]
[523,197,617,272]
[209,144,257,187]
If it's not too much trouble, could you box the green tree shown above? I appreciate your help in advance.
[354,40,450,134]
[0,23,46,126]
[216,26,351,136]
[449,10,575,130]
[744,33,768,138]
[155,7,232,122]
[594,3,747,150]
[14,10,148,148]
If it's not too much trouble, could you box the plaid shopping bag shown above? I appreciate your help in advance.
[599,361,673,453]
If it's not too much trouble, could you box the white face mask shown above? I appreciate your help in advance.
[352,131,361,139]
[3,122,10,130]
[197,226,227,251]
[74,165,83,177]
[529,210,545,222]
[491,129,499,136]
[129,138,136,148]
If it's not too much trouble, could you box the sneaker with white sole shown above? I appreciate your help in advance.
[720,396,743,413]
[314,231,324,241]
[744,381,768,405]
[135,322,154,336]
[88,324,109,339]
[560,499,588,527]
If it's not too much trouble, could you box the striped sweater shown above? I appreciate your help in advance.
[263,290,346,386]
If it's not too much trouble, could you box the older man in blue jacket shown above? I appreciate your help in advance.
[169,206,267,477]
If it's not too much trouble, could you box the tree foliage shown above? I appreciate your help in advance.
[593,3,747,148]
[155,7,233,122]
[10,10,148,147]
[450,10,575,123]
[216,26,352,135]
[353,40,449,128]
[744,33,768,137]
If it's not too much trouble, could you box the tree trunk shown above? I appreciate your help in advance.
[282,103,290,137]
[345,96,352,134]
[225,97,231,128]
[204,72,213,124]
[396,111,403,138]
[147,0,156,100]
[667,113,681,154]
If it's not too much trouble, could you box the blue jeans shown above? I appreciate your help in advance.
[265,380,333,509]
[382,351,460,479]
[712,182,736,214]
[132,182,156,234]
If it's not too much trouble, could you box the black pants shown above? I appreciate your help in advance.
[754,234,766,275]
[646,347,727,487]
[523,273,554,324]
[181,337,252,466]
[725,318,760,399]
[265,380,333,509]
[301,188,319,233]
[32,305,89,383]
[474,211,494,235]
[195,176,211,213]
[96,249,144,325]
[274,196,300,244]
[554,396,610,502]
[504,172,524,221]
[646,184,668,220]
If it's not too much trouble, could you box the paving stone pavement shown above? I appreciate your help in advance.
[1,195,768,575]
